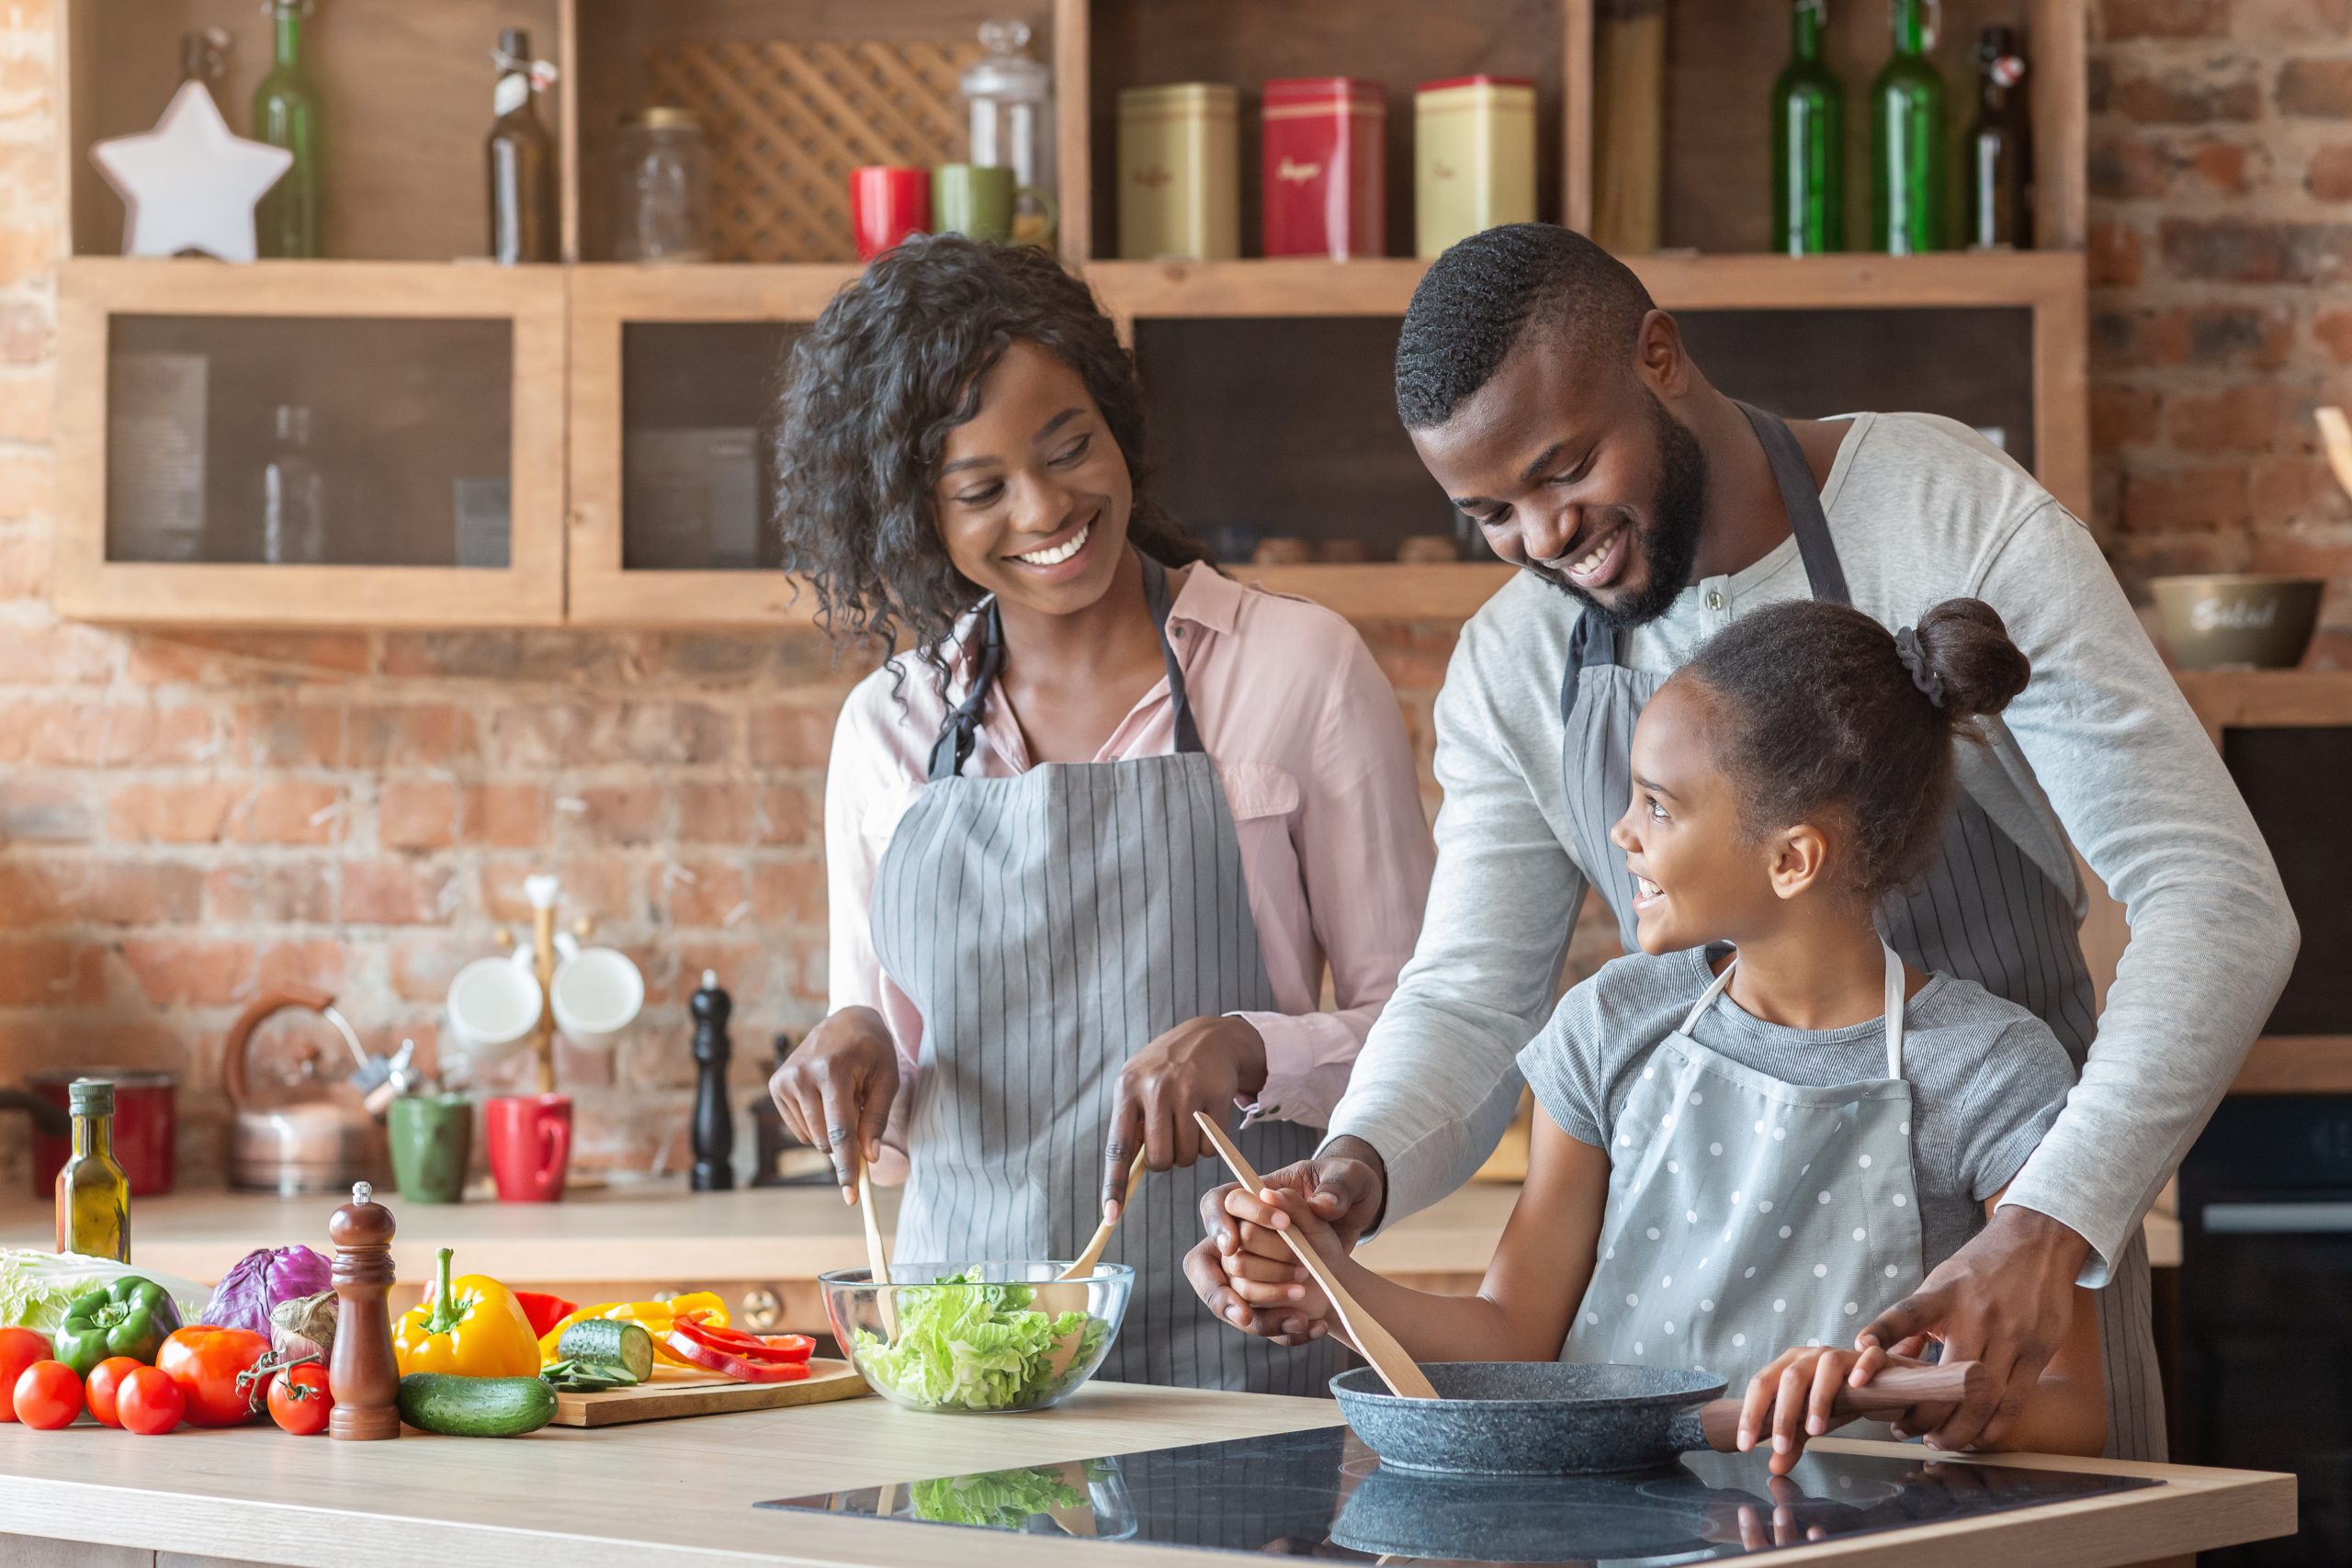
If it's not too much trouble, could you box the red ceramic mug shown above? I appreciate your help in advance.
[484,1093,571,1203]
[850,165,930,261]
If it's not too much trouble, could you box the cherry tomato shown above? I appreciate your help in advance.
[155,1325,270,1427]
[0,1326,51,1423]
[85,1356,144,1427]
[266,1361,333,1436]
[115,1366,184,1436]
[14,1360,85,1429]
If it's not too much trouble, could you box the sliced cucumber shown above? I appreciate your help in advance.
[555,1318,655,1384]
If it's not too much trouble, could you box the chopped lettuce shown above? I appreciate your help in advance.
[853,1273,1109,1412]
[0,1250,209,1333]
[910,1463,1102,1529]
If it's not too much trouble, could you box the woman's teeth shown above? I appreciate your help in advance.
[1012,522,1090,567]
[1634,875,1662,900]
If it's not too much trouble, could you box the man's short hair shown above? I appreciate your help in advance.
[1395,223,1657,431]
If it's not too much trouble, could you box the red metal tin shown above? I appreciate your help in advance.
[1261,77,1385,259]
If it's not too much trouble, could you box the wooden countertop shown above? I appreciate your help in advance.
[0,1381,2293,1568]
[0,1179,2184,1289]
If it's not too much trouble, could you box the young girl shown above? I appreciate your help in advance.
[1208,596,2108,1468]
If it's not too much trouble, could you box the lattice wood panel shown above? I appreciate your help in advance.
[642,39,983,264]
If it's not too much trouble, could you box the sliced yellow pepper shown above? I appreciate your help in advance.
[537,1293,729,1367]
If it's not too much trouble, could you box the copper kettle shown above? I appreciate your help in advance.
[223,985,389,1196]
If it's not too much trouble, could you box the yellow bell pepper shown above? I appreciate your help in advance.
[536,1292,729,1368]
[393,1246,541,1378]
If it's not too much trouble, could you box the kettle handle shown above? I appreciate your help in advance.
[222,985,337,1110]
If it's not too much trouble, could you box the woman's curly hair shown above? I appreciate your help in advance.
[772,235,1207,696]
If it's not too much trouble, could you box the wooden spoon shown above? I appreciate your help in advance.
[855,1157,896,1338]
[1057,1148,1146,1282]
[1193,1111,1440,1400]
[1034,1151,1146,1357]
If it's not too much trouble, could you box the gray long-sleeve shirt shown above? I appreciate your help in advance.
[1328,412,2297,1286]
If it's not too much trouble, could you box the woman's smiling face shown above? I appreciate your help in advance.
[1609,675,1794,954]
[933,339,1135,617]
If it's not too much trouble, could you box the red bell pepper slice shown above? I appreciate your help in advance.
[671,1314,813,1364]
[664,1328,812,1383]
[514,1292,579,1340]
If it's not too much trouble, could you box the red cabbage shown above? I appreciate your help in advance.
[201,1245,333,1337]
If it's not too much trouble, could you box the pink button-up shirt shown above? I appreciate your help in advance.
[826,566,1433,1153]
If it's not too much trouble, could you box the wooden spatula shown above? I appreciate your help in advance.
[855,1156,896,1338]
[1192,1111,1440,1400]
[1058,1148,1146,1282]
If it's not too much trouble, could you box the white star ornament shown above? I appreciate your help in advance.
[90,82,295,264]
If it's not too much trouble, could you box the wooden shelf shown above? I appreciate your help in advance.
[2233,1036,2352,1095]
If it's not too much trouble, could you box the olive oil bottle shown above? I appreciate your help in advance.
[54,1078,130,1262]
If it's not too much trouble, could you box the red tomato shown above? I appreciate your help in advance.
[155,1325,270,1427]
[14,1360,84,1429]
[266,1361,333,1436]
[85,1356,144,1427]
[0,1326,51,1423]
[115,1366,184,1436]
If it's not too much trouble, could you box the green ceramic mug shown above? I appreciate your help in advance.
[388,1093,474,1204]
[933,163,1057,245]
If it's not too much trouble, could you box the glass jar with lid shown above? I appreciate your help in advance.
[960,19,1055,243]
[615,107,710,263]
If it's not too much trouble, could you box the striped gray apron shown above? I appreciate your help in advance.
[870,556,1337,1394]
[1555,401,2163,1459]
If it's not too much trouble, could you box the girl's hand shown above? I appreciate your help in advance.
[1208,1186,1338,1330]
[768,1007,899,1201]
[1736,1342,1894,1476]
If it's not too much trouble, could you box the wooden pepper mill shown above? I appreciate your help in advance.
[689,969,734,1191]
[327,1179,401,1439]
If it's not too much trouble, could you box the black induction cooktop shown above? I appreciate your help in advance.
[758,1425,2158,1564]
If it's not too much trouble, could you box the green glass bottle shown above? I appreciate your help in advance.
[253,0,322,258]
[1770,0,1845,255]
[1871,0,1947,254]
[54,1079,130,1263]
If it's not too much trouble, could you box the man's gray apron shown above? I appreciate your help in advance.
[1555,401,2163,1458]
[1563,942,1922,1445]
[870,556,1338,1394]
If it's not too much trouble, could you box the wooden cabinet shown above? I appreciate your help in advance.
[50,0,2092,629]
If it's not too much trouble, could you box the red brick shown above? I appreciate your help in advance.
[672,781,810,845]
[2190,141,2254,195]
[389,936,470,1003]
[2279,59,2352,118]
[0,226,58,292]
[2122,465,2253,533]
[658,942,768,1007]
[122,632,370,687]
[2251,458,2346,520]
[2087,135,2174,200]
[345,704,477,768]
[2234,0,2352,40]
[462,783,547,849]
[2093,386,2164,450]
[99,704,215,765]
[340,859,454,925]
[75,862,208,926]
[2249,530,2352,575]
[119,938,253,1006]
[230,701,342,766]
[2166,383,2291,455]
[0,777,95,842]
[490,703,596,768]
[2089,220,2144,287]
[2109,62,2262,123]
[379,779,459,851]
[107,781,237,844]
[204,861,335,923]
[2317,307,2352,363]
[755,783,815,846]
[0,304,49,366]
[616,703,729,765]
[751,860,826,925]
[663,860,750,927]
[0,533,50,599]
[2313,145,2352,202]
[232,782,344,846]
[2103,0,2231,37]
[2159,218,2285,281]
[567,785,663,846]
[255,938,345,995]
[381,632,624,682]
[631,634,768,681]
[0,374,49,445]
[748,703,834,768]
[0,940,104,1006]
[0,621,117,684]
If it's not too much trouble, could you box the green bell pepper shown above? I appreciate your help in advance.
[55,1276,183,1376]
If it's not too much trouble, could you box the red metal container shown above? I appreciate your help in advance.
[29,1068,176,1200]
[1261,77,1385,259]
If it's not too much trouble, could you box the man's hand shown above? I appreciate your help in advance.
[1101,1015,1267,1218]
[767,1006,898,1201]
[1856,1205,2091,1450]
[1182,1139,1386,1343]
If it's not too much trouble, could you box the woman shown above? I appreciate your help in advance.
[768,237,1432,1392]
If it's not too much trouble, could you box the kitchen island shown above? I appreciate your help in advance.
[0,1378,2293,1567]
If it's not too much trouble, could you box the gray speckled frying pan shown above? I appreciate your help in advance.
[1330,1359,1982,1475]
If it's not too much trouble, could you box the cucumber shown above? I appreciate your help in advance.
[397,1372,557,1438]
[555,1318,654,1384]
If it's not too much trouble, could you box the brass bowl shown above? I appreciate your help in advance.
[2151,574,2324,669]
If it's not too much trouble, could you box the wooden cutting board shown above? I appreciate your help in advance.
[551,1359,869,1427]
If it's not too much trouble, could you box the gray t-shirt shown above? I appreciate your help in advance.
[1518,946,2075,1274]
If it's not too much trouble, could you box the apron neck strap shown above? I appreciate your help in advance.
[1678,951,1743,1035]
[1735,400,1850,607]
[926,552,1202,781]
[1679,943,1910,1077]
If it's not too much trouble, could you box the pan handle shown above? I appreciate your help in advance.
[1695,1360,1987,1451]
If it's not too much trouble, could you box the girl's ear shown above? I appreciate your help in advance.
[1767,823,1833,901]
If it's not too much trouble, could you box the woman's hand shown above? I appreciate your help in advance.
[1101,1015,1268,1218]
[1736,1342,1895,1476]
[768,1006,899,1201]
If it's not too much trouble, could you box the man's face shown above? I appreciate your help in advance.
[1409,326,1707,630]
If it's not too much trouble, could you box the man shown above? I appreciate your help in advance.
[1180,224,2294,1460]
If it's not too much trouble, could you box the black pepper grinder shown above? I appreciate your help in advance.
[689,969,734,1191]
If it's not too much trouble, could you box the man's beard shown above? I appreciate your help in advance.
[1532,391,1707,631]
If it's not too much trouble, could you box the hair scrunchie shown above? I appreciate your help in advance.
[1894,626,1946,708]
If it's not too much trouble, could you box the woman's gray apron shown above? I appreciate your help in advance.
[870,556,1337,1394]
[1563,942,1923,1438]
[1555,401,2162,1458]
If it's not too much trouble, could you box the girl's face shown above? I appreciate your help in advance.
[933,339,1136,618]
[1609,676,1806,954]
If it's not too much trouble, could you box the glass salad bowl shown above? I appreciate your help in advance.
[820,1260,1133,1414]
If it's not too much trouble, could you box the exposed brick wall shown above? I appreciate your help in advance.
[0,3,2344,1186]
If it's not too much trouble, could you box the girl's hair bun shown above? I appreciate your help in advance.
[1910,598,2030,725]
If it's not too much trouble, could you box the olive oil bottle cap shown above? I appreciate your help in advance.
[68,1077,114,1116]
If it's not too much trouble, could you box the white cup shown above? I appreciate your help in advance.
[446,948,543,1062]
[548,939,643,1052]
